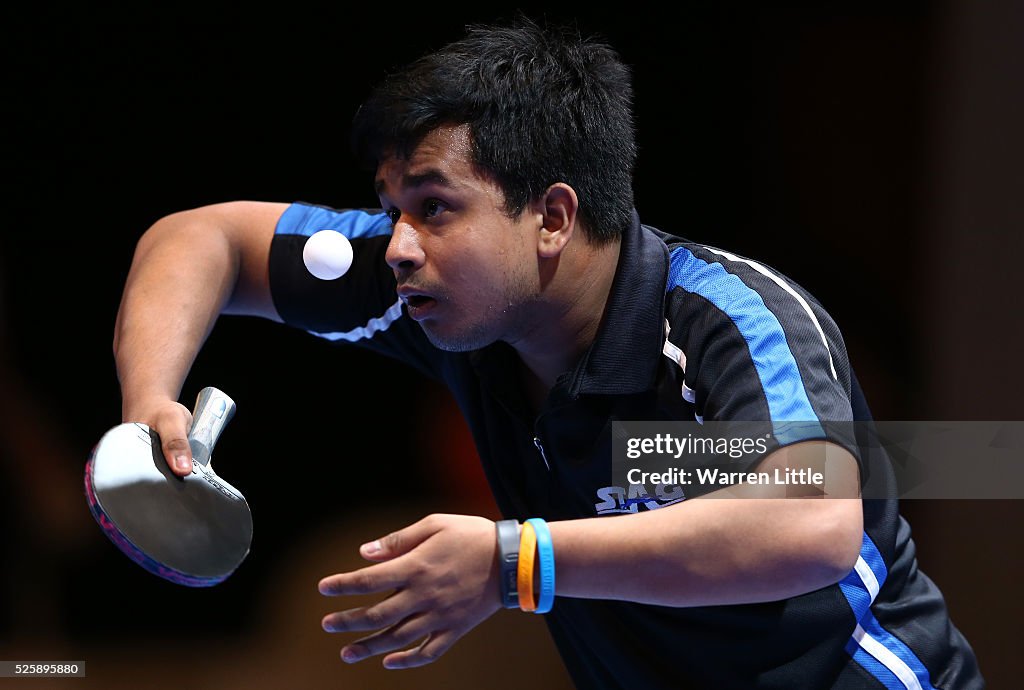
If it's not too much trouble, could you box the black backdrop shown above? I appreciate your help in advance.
[2,3,1019,688]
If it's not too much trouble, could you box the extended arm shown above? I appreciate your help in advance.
[319,439,863,668]
[112,200,287,474]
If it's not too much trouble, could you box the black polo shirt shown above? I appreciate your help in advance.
[268,202,982,689]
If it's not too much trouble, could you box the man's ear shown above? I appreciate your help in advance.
[537,183,579,258]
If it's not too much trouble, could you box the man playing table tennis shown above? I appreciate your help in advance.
[113,17,982,689]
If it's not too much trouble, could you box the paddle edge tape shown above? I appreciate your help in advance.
[84,449,230,588]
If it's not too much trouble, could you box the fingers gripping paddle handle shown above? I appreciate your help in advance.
[188,387,235,469]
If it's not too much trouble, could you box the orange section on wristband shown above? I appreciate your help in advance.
[517,520,538,612]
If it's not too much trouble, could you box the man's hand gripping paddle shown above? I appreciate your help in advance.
[84,387,252,586]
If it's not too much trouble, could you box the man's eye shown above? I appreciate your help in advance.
[385,207,400,224]
[424,199,444,218]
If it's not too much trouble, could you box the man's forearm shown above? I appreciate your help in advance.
[113,210,240,420]
[548,495,862,607]
[547,442,864,607]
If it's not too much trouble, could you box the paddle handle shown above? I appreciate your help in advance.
[188,387,236,468]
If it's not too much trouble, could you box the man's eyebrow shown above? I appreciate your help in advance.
[374,169,454,196]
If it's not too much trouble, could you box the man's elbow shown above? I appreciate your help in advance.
[812,499,863,585]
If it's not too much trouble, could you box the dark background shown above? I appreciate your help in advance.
[1,2,1020,688]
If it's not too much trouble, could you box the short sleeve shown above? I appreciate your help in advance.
[268,201,443,380]
[664,243,858,459]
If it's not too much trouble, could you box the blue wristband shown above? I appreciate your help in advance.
[526,518,555,614]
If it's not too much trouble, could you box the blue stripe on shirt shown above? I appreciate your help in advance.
[275,204,392,239]
[666,246,824,443]
[840,534,937,689]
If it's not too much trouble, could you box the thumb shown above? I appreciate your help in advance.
[155,403,194,477]
[359,514,444,562]
[164,435,193,477]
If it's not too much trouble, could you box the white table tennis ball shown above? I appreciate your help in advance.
[303,230,354,280]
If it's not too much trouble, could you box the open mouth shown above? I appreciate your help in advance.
[402,294,438,320]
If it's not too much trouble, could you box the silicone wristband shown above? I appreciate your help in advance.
[526,518,555,614]
[517,521,538,612]
[495,520,520,609]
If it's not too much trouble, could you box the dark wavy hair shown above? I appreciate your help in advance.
[351,17,637,243]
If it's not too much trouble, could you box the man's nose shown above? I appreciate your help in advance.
[385,219,426,272]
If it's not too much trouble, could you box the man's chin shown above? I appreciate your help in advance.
[419,322,495,353]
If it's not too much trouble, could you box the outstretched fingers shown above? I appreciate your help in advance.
[319,561,406,597]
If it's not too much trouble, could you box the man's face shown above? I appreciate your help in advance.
[375,124,541,351]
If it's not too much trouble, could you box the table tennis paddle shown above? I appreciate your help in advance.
[84,386,252,587]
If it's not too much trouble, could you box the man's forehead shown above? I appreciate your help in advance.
[417,123,473,159]
[375,125,474,193]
